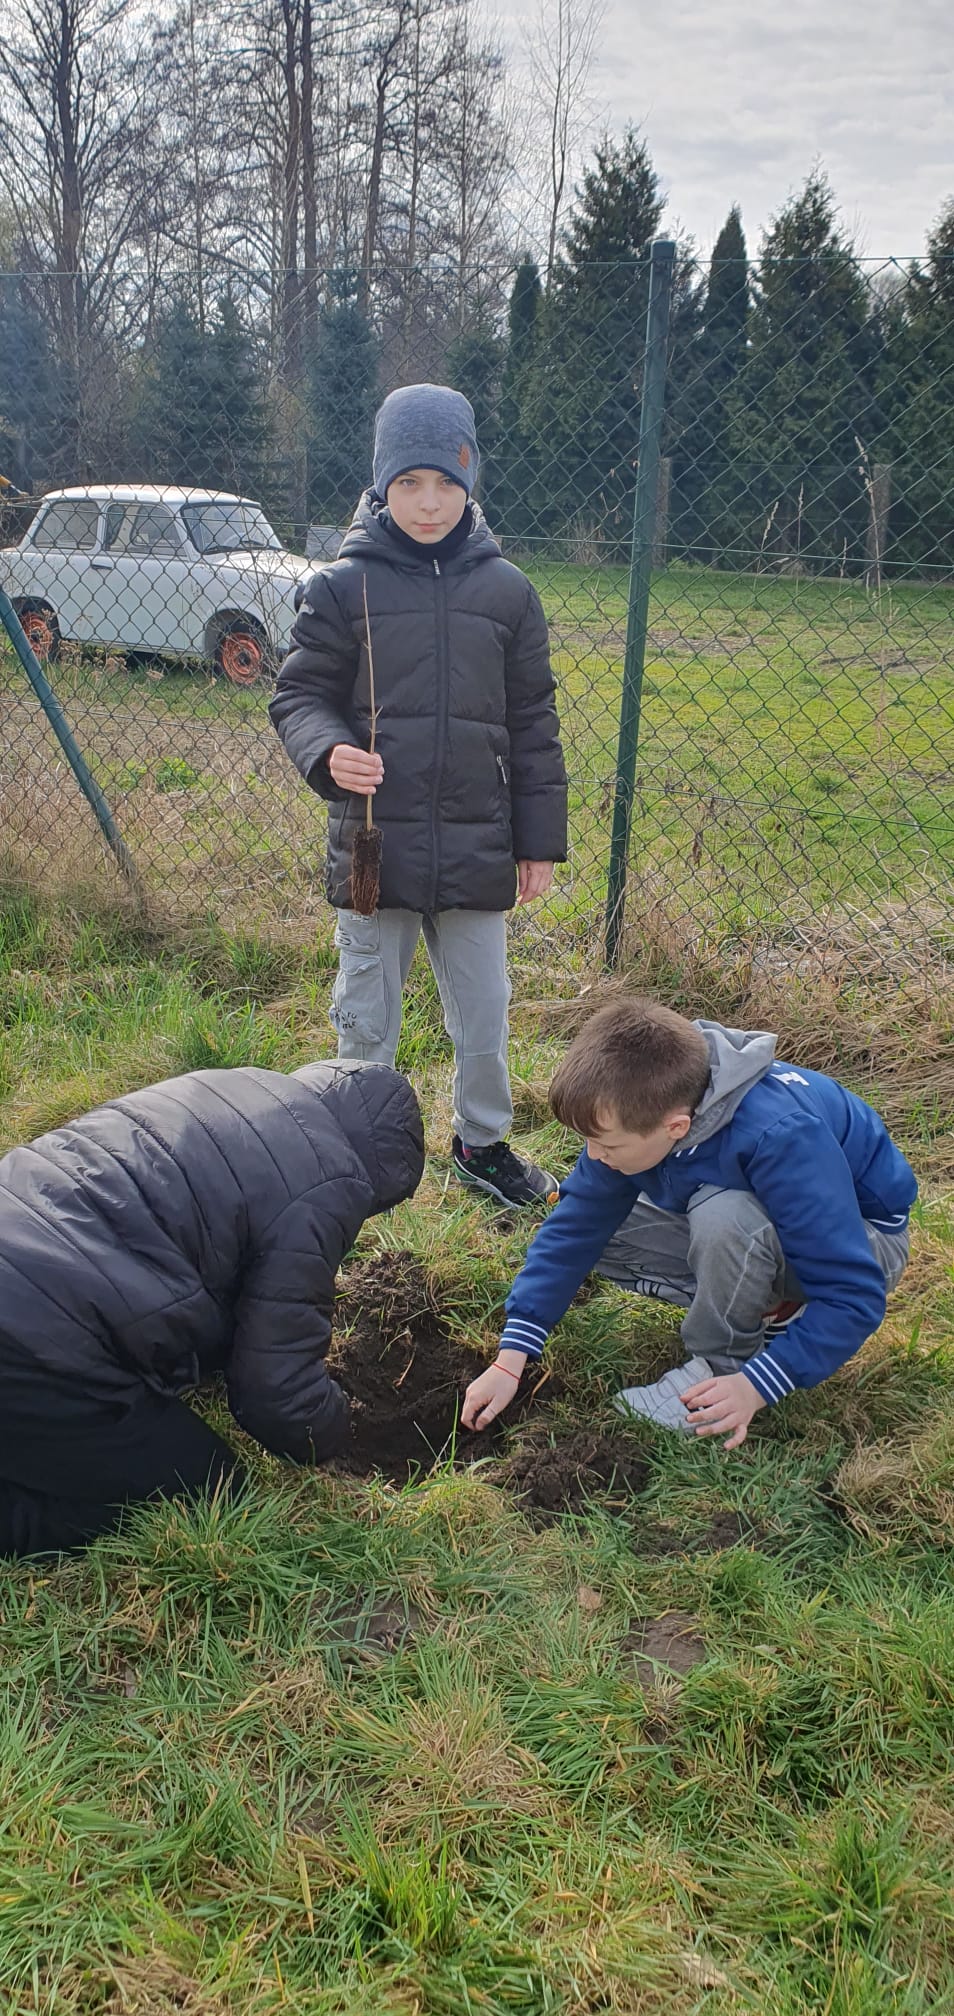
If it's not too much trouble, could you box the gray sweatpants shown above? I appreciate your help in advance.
[330,908,512,1147]
[596,1185,909,1373]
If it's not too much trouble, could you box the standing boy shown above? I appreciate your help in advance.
[462,998,916,1446]
[270,384,568,1208]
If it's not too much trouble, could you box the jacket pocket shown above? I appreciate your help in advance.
[330,911,388,1045]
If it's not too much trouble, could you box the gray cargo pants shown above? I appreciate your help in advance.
[596,1185,909,1372]
[330,908,512,1147]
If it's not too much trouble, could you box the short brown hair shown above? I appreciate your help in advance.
[550,997,711,1136]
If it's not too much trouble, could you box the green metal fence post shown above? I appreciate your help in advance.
[0,586,139,889]
[604,236,675,968]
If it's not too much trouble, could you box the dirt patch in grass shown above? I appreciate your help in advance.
[329,1250,489,1478]
[499,1430,651,1515]
[624,1611,707,1688]
[326,1252,653,1512]
[328,1250,558,1481]
[636,1509,754,1557]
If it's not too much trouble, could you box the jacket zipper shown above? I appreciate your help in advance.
[431,557,449,911]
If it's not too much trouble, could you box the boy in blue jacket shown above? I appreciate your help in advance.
[462,997,916,1449]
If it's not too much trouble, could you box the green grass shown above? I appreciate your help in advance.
[526,564,954,954]
[0,883,953,2012]
[2,564,953,971]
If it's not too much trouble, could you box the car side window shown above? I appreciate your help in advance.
[102,503,128,550]
[127,505,181,556]
[30,500,101,550]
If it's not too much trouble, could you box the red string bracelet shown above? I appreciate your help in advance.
[493,1360,522,1381]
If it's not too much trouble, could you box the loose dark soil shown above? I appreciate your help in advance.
[329,1250,485,1479]
[328,1250,556,1481]
[500,1431,651,1514]
[328,1251,653,1513]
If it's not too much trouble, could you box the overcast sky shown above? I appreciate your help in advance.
[492,0,954,264]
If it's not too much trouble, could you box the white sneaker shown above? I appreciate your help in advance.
[614,1356,714,1433]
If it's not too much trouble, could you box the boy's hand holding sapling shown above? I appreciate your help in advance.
[328,745,384,793]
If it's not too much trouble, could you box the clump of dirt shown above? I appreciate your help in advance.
[323,1599,427,1677]
[329,1250,557,1480]
[500,1430,651,1514]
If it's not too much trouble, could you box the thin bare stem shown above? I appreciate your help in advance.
[362,571,377,832]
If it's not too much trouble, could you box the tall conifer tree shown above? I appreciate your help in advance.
[531,127,665,542]
[729,170,876,568]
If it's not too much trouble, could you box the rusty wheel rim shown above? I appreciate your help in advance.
[21,610,56,658]
[219,632,264,686]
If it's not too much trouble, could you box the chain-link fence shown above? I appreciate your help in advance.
[2,246,953,990]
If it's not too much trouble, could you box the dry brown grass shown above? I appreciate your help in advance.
[101,1956,233,2015]
[833,1414,954,1547]
[513,908,954,1177]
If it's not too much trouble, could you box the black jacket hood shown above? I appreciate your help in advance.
[291,1059,425,1212]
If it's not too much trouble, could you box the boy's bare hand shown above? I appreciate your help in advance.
[461,1358,524,1431]
[680,1371,767,1450]
[329,744,384,793]
[517,860,554,904]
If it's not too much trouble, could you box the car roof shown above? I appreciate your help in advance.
[38,486,257,507]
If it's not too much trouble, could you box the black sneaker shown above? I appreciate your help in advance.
[451,1135,559,1208]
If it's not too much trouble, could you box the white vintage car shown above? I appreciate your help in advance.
[0,485,314,685]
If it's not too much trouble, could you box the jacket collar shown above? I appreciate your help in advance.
[337,489,502,572]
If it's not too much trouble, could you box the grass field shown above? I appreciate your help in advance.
[1,878,953,2015]
[1,565,953,977]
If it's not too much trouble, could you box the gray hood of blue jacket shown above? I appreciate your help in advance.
[681,1022,778,1150]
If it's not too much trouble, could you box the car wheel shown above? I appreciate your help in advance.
[17,603,61,663]
[213,622,273,688]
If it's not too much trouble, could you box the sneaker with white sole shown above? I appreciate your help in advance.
[614,1356,714,1433]
[451,1135,559,1209]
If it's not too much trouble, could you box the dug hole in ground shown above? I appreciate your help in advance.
[328,1247,653,1514]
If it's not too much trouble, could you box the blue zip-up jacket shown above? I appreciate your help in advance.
[500,1023,917,1404]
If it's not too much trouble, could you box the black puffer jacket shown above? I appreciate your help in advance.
[269,494,568,912]
[0,1062,423,1463]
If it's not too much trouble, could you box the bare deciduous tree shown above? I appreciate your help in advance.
[523,0,604,286]
[0,0,161,360]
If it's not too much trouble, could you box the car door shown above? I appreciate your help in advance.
[16,497,103,641]
[92,502,193,652]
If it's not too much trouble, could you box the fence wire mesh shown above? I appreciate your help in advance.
[1,247,953,990]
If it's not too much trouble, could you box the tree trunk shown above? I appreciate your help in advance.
[52,4,83,377]
[865,461,892,587]
[187,0,206,335]
[401,0,423,372]
[361,13,405,318]
[281,0,302,377]
[301,0,318,358]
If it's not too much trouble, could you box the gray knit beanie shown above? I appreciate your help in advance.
[372,383,479,498]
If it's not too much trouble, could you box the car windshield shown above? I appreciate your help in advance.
[180,502,282,555]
